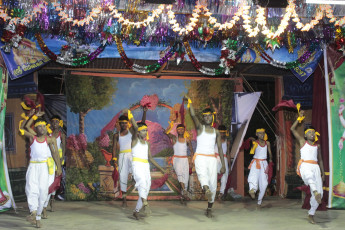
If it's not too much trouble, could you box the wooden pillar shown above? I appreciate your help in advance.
[275,77,287,197]
[232,150,244,196]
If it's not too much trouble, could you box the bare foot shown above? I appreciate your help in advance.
[143,204,152,216]
[49,199,54,212]
[249,189,256,200]
[36,219,42,228]
[205,189,213,202]
[308,215,315,224]
[179,196,185,205]
[314,191,322,204]
[26,211,37,225]
[42,208,48,219]
[133,211,140,220]
[122,199,128,208]
[205,208,214,218]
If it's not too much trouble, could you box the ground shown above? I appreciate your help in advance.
[0,197,344,230]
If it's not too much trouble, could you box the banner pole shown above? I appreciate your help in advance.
[323,44,333,208]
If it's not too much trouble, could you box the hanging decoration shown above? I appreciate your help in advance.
[0,0,345,73]
[183,40,248,76]
[115,35,182,74]
[254,42,320,69]
[35,33,106,66]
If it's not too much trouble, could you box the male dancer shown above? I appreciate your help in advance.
[247,128,272,209]
[290,110,324,224]
[20,115,61,228]
[112,107,147,207]
[165,123,194,204]
[24,111,62,218]
[48,115,65,211]
[127,109,166,220]
[215,125,230,201]
[186,97,225,218]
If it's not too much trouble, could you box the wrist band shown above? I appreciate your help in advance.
[21,113,29,120]
[187,99,192,109]
[128,110,133,120]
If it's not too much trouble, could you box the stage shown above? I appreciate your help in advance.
[1,197,344,230]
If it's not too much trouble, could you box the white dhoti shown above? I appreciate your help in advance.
[300,163,323,215]
[25,162,49,220]
[43,161,55,208]
[118,153,133,192]
[217,156,229,194]
[132,161,151,212]
[194,155,217,203]
[173,157,189,188]
[248,159,268,205]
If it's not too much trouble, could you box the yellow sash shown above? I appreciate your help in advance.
[58,148,64,165]
[30,160,48,163]
[120,149,131,154]
[133,157,148,163]
[47,157,55,175]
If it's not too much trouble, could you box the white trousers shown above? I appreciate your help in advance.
[173,157,189,189]
[194,155,217,203]
[25,162,49,220]
[118,153,133,192]
[248,160,268,205]
[217,156,229,194]
[300,163,323,215]
[132,162,151,212]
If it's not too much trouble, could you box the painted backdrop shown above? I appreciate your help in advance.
[65,75,234,200]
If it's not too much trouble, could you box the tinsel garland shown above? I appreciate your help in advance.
[35,33,106,66]
[115,35,178,74]
[183,41,248,76]
[254,43,319,69]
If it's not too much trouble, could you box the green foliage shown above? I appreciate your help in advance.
[66,75,118,114]
[66,136,114,201]
[153,147,174,157]
[186,79,234,129]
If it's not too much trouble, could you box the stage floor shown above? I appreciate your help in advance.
[1,197,344,230]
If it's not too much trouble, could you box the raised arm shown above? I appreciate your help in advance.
[128,109,139,145]
[19,117,35,143]
[148,143,166,174]
[185,96,202,131]
[141,106,148,123]
[290,110,305,147]
[25,110,44,135]
[163,121,177,144]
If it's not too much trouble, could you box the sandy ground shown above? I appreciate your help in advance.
[0,197,344,230]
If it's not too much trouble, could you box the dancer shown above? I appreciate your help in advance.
[48,115,66,211]
[24,111,61,218]
[215,125,230,201]
[127,109,166,220]
[20,114,61,228]
[112,107,147,207]
[165,123,194,204]
[290,110,324,224]
[186,97,225,218]
[247,128,272,209]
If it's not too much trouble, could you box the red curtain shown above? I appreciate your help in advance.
[312,46,344,206]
